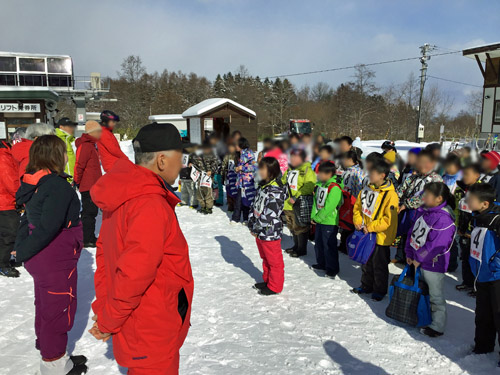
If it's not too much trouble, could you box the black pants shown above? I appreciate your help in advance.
[395,234,407,262]
[339,229,353,254]
[459,236,475,287]
[361,245,391,295]
[474,279,500,354]
[0,210,19,267]
[81,191,98,243]
[231,189,250,223]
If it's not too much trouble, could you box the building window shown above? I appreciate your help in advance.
[0,74,16,85]
[19,58,45,72]
[47,57,72,74]
[19,74,47,86]
[0,57,16,72]
[495,101,500,124]
[48,75,72,87]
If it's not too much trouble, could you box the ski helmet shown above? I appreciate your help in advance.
[100,110,120,125]
[381,140,396,152]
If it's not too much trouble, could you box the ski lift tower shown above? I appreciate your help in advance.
[463,42,500,148]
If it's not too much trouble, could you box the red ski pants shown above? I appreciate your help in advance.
[256,238,284,293]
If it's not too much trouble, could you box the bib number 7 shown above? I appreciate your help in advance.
[287,170,299,191]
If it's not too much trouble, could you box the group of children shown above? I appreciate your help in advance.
[221,135,500,362]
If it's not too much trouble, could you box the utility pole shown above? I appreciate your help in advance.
[415,43,435,143]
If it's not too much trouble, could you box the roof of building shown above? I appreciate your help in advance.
[182,98,256,118]
[148,114,185,122]
[0,51,71,59]
[0,86,59,101]
[463,42,500,62]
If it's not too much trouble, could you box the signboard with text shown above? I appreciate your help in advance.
[0,103,41,113]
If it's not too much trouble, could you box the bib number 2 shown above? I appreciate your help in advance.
[410,216,431,251]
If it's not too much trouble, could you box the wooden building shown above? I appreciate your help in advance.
[182,98,257,147]
[463,42,500,135]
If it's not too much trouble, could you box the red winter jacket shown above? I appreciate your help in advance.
[90,159,193,369]
[75,134,102,192]
[97,127,128,172]
[11,139,33,178]
[0,142,19,210]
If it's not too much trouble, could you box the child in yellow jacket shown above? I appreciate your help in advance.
[351,159,399,301]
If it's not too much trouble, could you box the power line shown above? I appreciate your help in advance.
[427,75,482,88]
[265,51,460,79]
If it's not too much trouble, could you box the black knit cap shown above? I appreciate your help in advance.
[133,122,193,152]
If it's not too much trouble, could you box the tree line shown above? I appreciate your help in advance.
[60,55,481,141]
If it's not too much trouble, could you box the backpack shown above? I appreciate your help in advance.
[328,181,356,231]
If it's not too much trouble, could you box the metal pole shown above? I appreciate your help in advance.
[415,44,434,143]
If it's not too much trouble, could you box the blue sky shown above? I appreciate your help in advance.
[2,0,498,112]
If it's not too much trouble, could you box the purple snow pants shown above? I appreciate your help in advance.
[24,223,83,360]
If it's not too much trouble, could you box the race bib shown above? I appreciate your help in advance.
[190,168,200,182]
[458,196,471,213]
[470,227,487,261]
[316,187,328,210]
[253,191,267,217]
[287,170,299,191]
[200,172,212,188]
[360,187,379,218]
[182,154,190,168]
[410,216,431,251]
[228,159,235,172]
[343,174,351,192]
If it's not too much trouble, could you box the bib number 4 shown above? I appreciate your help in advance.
[253,191,267,217]
[470,227,487,261]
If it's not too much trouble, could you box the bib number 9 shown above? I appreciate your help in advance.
[316,187,328,210]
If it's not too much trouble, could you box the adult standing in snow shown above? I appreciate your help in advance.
[89,123,193,375]
[54,117,78,183]
[74,121,103,247]
[11,123,54,178]
[13,135,86,375]
[0,139,20,278]
[97,110,129,172]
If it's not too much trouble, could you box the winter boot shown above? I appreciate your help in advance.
[350,287,371,295]
[420,327,443,338]
[0,266,20,278]
[259,285,279,296]
[371,293,385,302]
[456,283,473,292]
[310,264,326,271]
[253,282,267,290]
[40,354,88,375]
[290,232,308,257]
[284,235,298,254]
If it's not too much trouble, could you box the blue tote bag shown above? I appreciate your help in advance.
[347,231,377,264]
[386,265,432,328]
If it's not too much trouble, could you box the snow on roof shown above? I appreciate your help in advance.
[182,98,256,118]
[148,114,185,122]
[463,42,500,61]
[0,51,71,59]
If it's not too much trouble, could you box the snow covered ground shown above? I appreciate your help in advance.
[1,207,499,374]
[0,139,498,375]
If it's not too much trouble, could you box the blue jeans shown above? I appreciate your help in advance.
[314,224,339,275]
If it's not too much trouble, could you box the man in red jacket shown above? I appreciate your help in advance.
[75,120,103,247]
[97,110,129,172]
[0,140,20,277]
[90,123,194,375]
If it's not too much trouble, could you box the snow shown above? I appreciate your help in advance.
[1,140,498,375]
[182,98,256,118]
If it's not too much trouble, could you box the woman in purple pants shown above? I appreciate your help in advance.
[14,135,87,375]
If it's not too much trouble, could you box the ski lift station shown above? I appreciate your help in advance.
[0,51,110,140]
[463,42,500,137]
[181,98,257,147]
